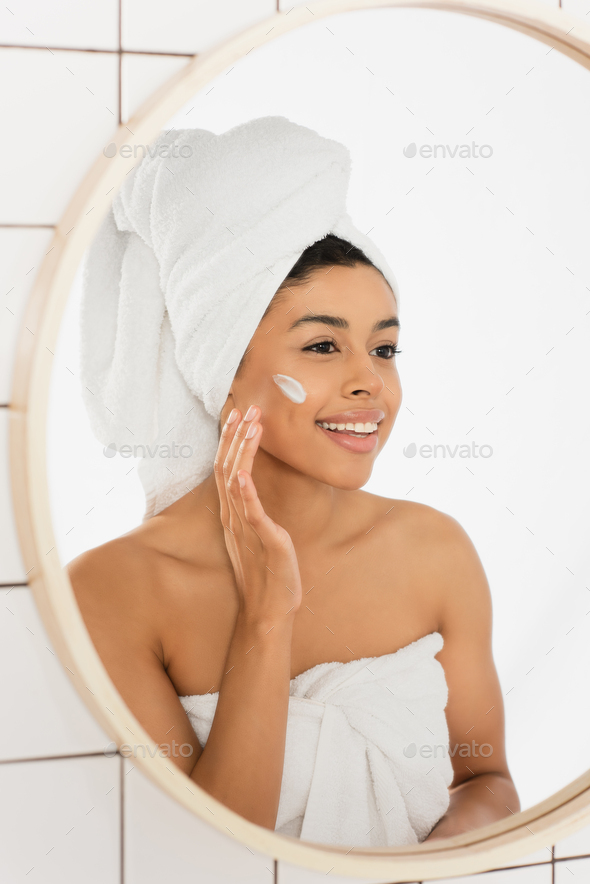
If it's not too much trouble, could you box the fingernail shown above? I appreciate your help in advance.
[238,472,246,487]
[245,421,258,439]
[244,405,257,421]
[226,408,239,424]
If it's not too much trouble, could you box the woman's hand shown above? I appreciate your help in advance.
[214,405,303,625]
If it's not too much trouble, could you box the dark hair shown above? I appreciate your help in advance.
[262,233,380,319]
[234,235,384,380]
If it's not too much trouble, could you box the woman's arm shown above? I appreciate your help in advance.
[69,541,297,831]
[189,609,294,826]
[69,407,303,831]
[192,404,304,827]
[421,513,520,841]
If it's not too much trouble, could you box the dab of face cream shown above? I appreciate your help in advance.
[272,374,307,404]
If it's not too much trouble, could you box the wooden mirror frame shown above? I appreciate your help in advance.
[9,0,590,878]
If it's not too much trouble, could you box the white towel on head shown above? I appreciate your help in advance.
[80,115,401,517]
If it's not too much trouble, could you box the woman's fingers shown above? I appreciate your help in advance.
[224,408,259,483]
[237,469,291,552]
[213,407,241,526]
[216,405,268,549]
[232,414,262,485]
[226,411,262,529]
[225,405,260,479]
[214,404,302,619]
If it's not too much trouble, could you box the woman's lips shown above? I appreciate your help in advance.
[315,423,378,453]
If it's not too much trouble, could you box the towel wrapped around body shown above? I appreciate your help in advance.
[179,631,453,847]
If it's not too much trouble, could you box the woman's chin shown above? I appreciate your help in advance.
[265,439,376,489]
[316,468,374,492]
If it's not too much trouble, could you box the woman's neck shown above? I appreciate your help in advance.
[196,448,349,551]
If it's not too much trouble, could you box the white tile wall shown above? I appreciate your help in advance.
[429,863,553,882]
[554,856,590,880]
[123,759,273,883]
[278,861,406,883]
[0,227,55,405]
[0,586,110,761]
[121,52,192,122]
[561,0,590,20]
[278,1,320,8]
[0,754,120,883]
[554,820,590,857]
[0,0,119,50]
[3,0,590,882]
[0,48,119,225]
[121,0,277,54]
[279,0,559,9]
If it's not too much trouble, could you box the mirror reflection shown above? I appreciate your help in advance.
[47,7,590,849]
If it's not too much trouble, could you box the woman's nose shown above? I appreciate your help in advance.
[345,353,386,396]
[364,364,386,396]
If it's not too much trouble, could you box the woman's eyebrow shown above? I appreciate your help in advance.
[288,314,400,332]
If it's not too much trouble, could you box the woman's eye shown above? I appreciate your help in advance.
[303,341,401,358]
[303,340,337,354]
[371,344,401,359]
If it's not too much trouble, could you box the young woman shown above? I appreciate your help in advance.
[69,233,520,846]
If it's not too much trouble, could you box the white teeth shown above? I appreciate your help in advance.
[316,420,378,434]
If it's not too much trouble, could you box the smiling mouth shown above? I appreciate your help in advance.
[315,420,379,438]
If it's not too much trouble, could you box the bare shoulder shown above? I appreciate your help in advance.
[67,529,167,659]
[362,491,469,545]
[363,492,491,618]
[68,530,158,603]
[67,508,196,606]
[66,505,230,666]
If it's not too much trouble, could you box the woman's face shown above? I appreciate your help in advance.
[223,262,402,490]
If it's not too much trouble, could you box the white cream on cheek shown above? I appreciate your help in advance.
[272,374,307,404]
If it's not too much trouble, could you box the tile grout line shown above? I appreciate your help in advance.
[555,852,590,861]
[0,751,109,765]
[0,43,195,57]
[0,222,55,228]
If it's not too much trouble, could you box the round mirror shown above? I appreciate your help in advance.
[13,1,590,879]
